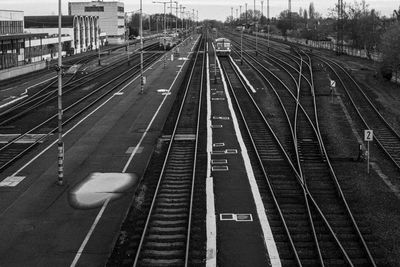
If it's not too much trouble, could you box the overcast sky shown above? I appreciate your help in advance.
[2,0,399,21]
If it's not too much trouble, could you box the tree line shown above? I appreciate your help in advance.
[225,1,400,81]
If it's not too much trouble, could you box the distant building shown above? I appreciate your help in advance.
[25,15,100,54]
[69,1,125,44]
[0,10,24,34]
[0,10,47,70]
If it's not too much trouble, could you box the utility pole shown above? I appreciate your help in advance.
[182,6,186,31]
[125,12,130,65]
[57,0,64,186]
[289,0,292,28]
[267,0,270,51]
[261,1,264,26]
[97,25,101,65]
[140,0,144,94]
[337,0,344,55]
[255,0,258,56]
[245,3,248,28]
[239,5,242,24]
[231,7,233,28]
[254,0,256,20]
[154,1,168,68]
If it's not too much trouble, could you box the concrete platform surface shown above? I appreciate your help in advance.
[0,35,199,266]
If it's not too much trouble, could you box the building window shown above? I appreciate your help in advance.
[85,6,104,12]
[118,7,124,12]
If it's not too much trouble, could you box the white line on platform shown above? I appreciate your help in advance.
[70,198,110,267]
[0,95,28,109]
[218,57,282,266]
[229,56,256,93]
[206,48,217,267]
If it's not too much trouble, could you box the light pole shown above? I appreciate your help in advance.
[241,26,243,65]
[214,28,217,84]
[255,0,258,56]
[57,0,64,185]
[125,12,130,65]
[139,0,144,94]
[97,25,101,66]
[154,1,168,68]
[267,0,270,51]
[239,5,242,25]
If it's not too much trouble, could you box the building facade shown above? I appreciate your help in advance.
[0,10,24,34]
[25,15,99,55]
[69,1,125,44]
[1,10,49,70]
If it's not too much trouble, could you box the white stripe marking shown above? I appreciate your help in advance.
[229,56,257,93]
[0,95,28,109]
[70,198,110,267]
[206,47,217,267]
[218,56,281,266]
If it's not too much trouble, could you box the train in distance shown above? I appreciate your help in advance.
[215,38,231,56]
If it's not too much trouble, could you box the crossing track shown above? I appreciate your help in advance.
[0,43,160,123]
[0,45,162,172]
[218,37,383,264]
[312,55,400,170]
[231,29,400,171]
[110,34,207,266]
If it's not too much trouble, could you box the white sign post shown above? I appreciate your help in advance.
[329,79,336,103]
[364,130,373,174]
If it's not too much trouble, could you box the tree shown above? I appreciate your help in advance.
[276,10,292,38]
[380,23,400,80]
[309,2,315,19]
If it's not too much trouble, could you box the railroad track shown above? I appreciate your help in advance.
[109,35,206,266]
[219,51,382,265]
[0,50,162,172]
[0,43,160,123]
[313,55,400,170]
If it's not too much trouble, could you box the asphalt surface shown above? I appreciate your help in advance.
[0,36,198,266]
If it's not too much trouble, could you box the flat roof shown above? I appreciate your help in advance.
[0,33,48,41]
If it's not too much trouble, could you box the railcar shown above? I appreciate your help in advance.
[215,38,231,56]
[159,34,178,50]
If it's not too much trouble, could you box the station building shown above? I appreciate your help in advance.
[0,10,47,70]
[25,15,100,55]
[68,1,125,44]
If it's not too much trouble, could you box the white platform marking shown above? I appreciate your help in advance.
[213,143,225,147]
[0,176,26,187]
[229,56,257,93]
[211,166,229,171]
[220,214,235,221]
[211,159,228,164]
[206,47,217,267]
[126,146,143,154]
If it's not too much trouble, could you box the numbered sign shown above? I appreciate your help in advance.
[364,130,373,142]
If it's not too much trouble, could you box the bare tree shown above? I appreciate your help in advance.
[380,22,400,81]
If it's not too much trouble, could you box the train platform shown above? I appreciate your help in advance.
[206,46,280,266]
[0,35,199,266]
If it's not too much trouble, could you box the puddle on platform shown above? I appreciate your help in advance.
[68,172,138,209]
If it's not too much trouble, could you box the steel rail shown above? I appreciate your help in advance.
[228,49,376,265]
[132,36,204,267]
[0,53,161,172]
[313,55,400,171]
